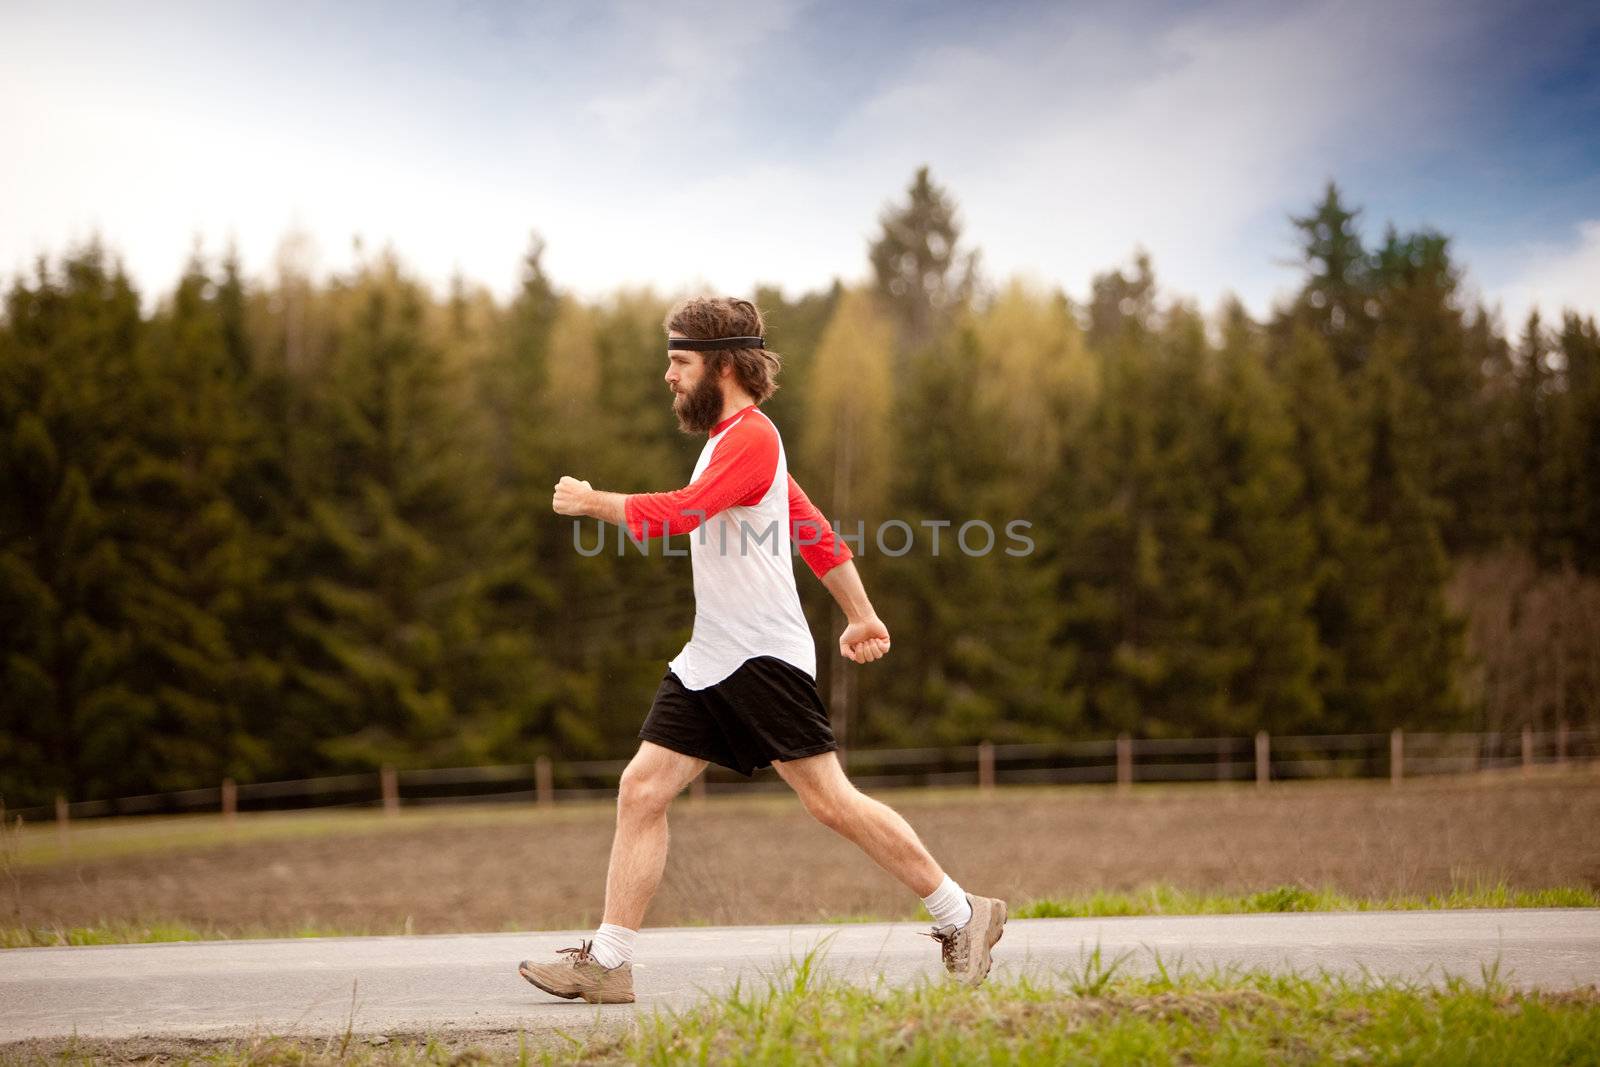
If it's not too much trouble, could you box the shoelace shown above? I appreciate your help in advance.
[556,938,596,966]
[922,926,965,968]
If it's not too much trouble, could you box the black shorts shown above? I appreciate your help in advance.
[638,656,838,778]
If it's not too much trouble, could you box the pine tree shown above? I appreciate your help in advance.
[280,249,490,769]
[965,282,1095,738]
[1368,226,1490,553]
[1353,342,1468,729]
[1269,189,1472,733]
[116,250,285,789]
[1462,302,1520,549]
[1509,311,1564,564]
[1055,272,1225,737]
[457,240,580,764]
[1269,322,1384,732]
[1285,182,1374,378]
[868,166,979,353]
[0,241,151,805]
[750,280,842,437]
[1202,302,1322,734]
[880,317,1072,745]
[1086,250,1157,357]
[1557,313,1600,570]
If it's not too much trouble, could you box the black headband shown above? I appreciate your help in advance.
[667,336,766,351]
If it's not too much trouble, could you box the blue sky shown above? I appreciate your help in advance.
[3,0,1597,328]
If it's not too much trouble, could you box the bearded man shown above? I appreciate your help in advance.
[518,295,1005,1004]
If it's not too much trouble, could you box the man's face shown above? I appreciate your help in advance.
[665,331,725,434]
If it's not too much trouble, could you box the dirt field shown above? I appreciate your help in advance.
[10,775,1600,937]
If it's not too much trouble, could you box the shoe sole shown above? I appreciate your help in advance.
[519,963,636,1004]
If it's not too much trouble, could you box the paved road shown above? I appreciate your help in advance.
[3,910,1597,1043]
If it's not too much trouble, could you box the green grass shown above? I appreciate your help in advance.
[1007,881,1600,918]
[561,950,1600,1067]
[0,920,383,949]
[6,880,1594,948]
[20,948,1600,1064]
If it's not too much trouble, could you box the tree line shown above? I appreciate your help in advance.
[2,171,1597,807]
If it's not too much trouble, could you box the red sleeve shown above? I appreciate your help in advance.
[788,473,852,579]
[623,415,779,539]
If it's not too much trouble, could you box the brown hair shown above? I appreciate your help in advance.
[663,296,782,403]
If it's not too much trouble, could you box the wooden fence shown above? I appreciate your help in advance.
[13,724,1598,827]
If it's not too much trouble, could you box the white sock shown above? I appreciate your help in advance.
[588,923,636,969]
[921,875,973,930]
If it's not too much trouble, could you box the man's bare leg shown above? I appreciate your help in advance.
[774,749,1007,985]
[771,750,944,896]
[519,741,704,996]
[601,740,708,929]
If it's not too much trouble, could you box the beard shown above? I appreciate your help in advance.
[673,370,725,434]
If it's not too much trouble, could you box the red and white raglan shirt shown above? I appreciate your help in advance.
[622,405,852,691]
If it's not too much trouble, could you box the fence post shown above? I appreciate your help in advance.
[381,765,399,816]
[1116,733,1132,794]
[1557,720,1570,765]
[221,777,237,826]
[535,756,553,809]
[1521,725,1534,777]
[1217,737,1231,781]
[1390,728,1403,788]
[1255,731,1270,789]
[977,740,995,795]
[55,793,70,853]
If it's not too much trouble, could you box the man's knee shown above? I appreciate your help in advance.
[617,764,676,820]
[797,780,859,831]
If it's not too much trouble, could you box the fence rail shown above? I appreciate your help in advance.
[11,725,1598,826]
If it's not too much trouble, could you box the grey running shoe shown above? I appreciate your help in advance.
[925,893,1007,987]
[518,938,635,1004]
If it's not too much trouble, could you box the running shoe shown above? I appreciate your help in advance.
[518,939,635,1004]
[925,893,1007,987]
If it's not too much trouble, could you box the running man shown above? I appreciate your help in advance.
[518,296,1005,1004]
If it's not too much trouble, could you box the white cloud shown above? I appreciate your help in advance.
[577,0,803,148]
[0,0,1587,328]
[821,0,1500,315]
[1486,220,1600,331]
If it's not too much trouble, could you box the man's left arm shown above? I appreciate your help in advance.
[822,559,892,664]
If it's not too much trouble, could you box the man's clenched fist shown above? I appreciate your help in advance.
[552,476,593,516]
[839,616,891,664]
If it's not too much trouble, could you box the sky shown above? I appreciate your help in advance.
[3,0,1598,330]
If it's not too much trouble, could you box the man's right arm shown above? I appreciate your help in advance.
[552,416,780,536]
[553,476,628,525]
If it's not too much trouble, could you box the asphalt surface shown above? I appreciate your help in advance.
[2,910,1597,1044]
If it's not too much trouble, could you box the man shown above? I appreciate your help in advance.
[518,295,1005,1005]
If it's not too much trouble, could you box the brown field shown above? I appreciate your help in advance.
[9,774,1600,938]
